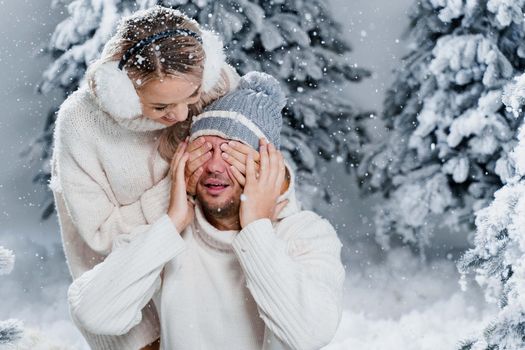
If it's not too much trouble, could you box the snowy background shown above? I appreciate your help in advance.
[0,0,498,349]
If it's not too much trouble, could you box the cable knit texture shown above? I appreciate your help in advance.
[67,200,345,350]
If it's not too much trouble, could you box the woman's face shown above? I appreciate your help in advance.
[137,76,201,126]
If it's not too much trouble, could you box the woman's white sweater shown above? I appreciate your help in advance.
[51,85,173,349]
[68,203,345,350]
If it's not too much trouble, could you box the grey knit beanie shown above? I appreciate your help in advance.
[189,71,286,149]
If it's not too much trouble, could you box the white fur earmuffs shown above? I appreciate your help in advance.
[92,24,226,120]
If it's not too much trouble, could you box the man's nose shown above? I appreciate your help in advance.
[205,147,227,174]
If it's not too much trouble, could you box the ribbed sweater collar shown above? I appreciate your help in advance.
[192,205,238,253]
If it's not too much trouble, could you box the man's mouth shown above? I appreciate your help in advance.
[203,180,230,195]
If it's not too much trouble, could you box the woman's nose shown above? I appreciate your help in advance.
[166,104,188,122]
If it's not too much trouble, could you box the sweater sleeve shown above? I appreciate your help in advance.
[231,213,345,350]
[68,215,186,336]
[54,126,171,256]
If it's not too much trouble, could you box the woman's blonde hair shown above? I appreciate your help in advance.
[92,6,235,160]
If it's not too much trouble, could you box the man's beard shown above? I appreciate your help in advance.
[197,194,240,220]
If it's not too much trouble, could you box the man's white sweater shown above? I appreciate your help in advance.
[68,204,345,350]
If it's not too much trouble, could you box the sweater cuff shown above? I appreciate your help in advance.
[140,176,171,224]
[78,300,159,350]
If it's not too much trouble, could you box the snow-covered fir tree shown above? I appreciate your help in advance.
[457,73,525,350]
[0,246,23,347]
[32,0,369,217]
[358,0,525,249]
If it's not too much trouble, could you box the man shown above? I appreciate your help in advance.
[68,72,345,350]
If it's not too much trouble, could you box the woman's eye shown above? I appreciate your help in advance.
[154,106,167,111]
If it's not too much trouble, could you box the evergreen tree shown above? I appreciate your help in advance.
[0,247,23,347]
[458,73,525,350]
[358,0,525,249]
[32,0,369,218]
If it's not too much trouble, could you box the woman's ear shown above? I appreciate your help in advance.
[91,61,143,119]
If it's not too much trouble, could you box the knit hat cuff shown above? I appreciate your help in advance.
[190,110,270,149]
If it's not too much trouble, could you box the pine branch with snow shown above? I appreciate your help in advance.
[32,0,369,215]
[457,73,525,349]
[359,0,525,249]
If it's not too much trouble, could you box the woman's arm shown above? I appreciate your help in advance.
[68,141,193,336]
[232,213,345,350]
[68,215,186,335]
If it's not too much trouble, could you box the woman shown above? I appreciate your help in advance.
[51,6,241,349]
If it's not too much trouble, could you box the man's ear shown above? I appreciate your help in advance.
[280,167,291,195]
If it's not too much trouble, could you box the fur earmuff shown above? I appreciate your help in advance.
[92,61,142,120]
[201,29,226,93]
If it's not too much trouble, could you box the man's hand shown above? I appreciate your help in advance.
[167,141,194,232]
[233,140,288,228]
[185,137,212,195]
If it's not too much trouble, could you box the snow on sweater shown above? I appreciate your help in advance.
[68,203,345,350]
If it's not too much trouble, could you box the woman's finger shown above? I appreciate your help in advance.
[186,150,211,176]
[221,142,259,166]
[267,143,279,184]
[258,142,269,183]
[222,152,246,174]
[225,140,260,163]
[186,167,203,196]
[229,165,246,187]
[186,136,206,153]
[245,152,256,185]
[175,153,189,189]
[188,141,212,163]
[170,141,187,177]
[275,151,286,188]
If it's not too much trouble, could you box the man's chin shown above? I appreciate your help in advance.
[197,191,240,218]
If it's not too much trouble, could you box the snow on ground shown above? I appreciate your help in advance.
[1,231,494,350]
[326,247,496,350]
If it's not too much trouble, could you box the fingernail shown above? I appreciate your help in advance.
[222,152,228,159]
[228,141,236,146]
[220,143,228,150]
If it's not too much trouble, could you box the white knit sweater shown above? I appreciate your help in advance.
[51,84,177,349]
[68,203,345,350]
